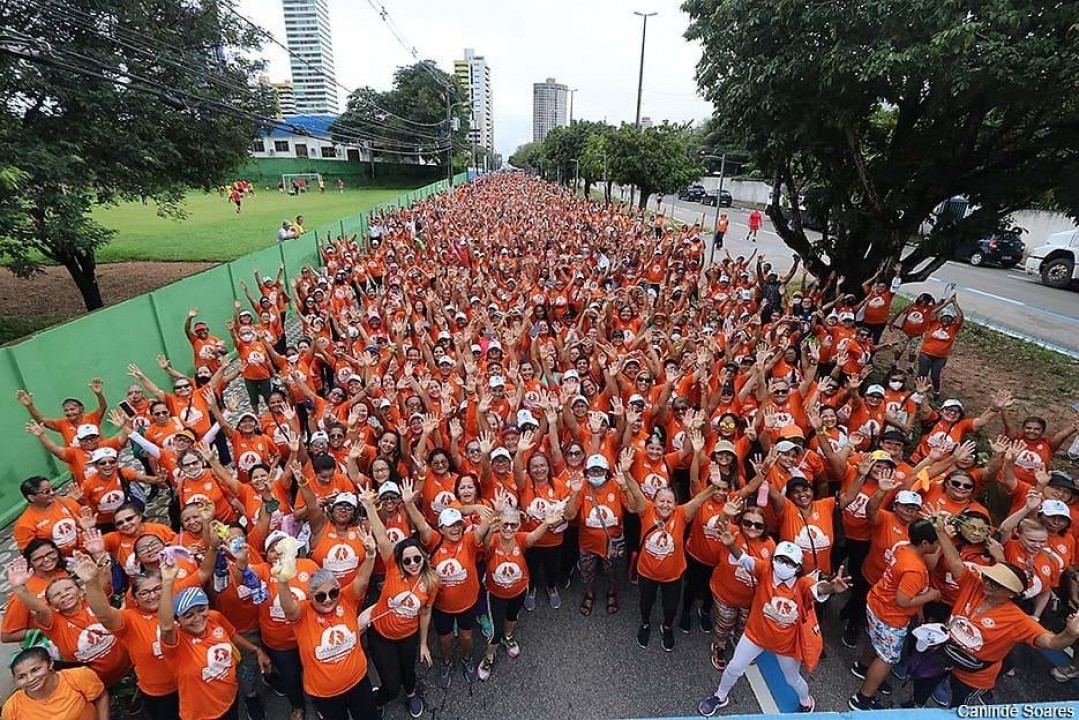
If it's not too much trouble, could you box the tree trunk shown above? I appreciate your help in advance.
[638,190,651,210]
[60,250,104,310]
[604,180,613,205]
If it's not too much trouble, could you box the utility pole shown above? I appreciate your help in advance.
[630,11,656,210]
[701,152,727,263]
[446,92,454,188]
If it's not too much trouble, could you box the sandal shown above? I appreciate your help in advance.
[579,592,595,616]
[606,591,619,615]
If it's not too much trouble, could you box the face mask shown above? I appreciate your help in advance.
[888,381,904,391]
[239,333,254,343]
[287,354,299,364]
[195,375,211,386]
[183,466,202,480]
[587,474,606,488]
[773,562,798,581]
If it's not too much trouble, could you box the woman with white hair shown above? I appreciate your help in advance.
[477,503,563,681]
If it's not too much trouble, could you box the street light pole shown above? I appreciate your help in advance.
[631,11,657,211]
[571,159,580,193]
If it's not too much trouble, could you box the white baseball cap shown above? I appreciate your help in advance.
[775,440,798,453]
[491,447,512,461]
[75,423,100,440]
[895,491,923,507]
[489,376,506,388]
[438,508,464,527]
[90,447,118,463]
[377,481,402,498]
[774,541,804,566]
[309,430,329,445]
[941,399,964,411]
[562,369,580,381]
[628,394,646,405]
[333,492,359,507]
[516,409,539,428]
[437,355,456,366]
[865,384,886,397]
[585,454,610,471]
[1040,499,1071,519]
[264,530,291,552]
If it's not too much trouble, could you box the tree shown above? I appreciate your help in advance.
[606,124,702,210]
[508,142,543,172]
[0,0,270,310]
[332,62,469,168]
[684,0,1079,289]
[580,129,614,203]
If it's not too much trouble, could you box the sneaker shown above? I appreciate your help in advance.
[1051,665,1079,682]
[524,587,537,612]
[892,659,909,682]
[547,588,562,609]
[931,679,952,707]
[848,694,882,711]
[637,623,651,649]
[462,658,479,684]
[850,662,868,680]
[879,679,893,697]
[407,694,424,718]
[698,695,730,716]
[1004,667,1016,677]
[478,613,494,641]
[710,643,726,672]
[477,656,493,681]
[678,613,692,634]
[842,623,861,649]
[437,662,452,689]
[798,696,816,713]
[661,625,675,652]
[502,634,521,659]
[697,606,711,633]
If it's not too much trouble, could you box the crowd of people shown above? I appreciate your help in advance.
[3,173,1079,720]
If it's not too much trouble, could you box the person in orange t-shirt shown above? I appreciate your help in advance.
[277,529,378,717]
[912,518,1079,707]
[850,520,939,708]
[13,477,81,555]
[73,555,178,719]
[1,541,71,645]
[15,380,106,448]
[768,471,837,577]
[2,653,106,720]
[917,300,963,395]
[362,491,438,713]
[158,569,269,720]
[698,539,850,713]
[477,505,561,681]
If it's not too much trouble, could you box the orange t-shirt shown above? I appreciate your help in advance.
[162,610,238,720]
[420,473,460,526]
[575,482,627,557]
[229,431,276,483]
[1,571,66,638]
[866,545,930,628]
[113,607,177,696]
[742,558,818,656]
[864,509,910,586]
[236,339,273,381]
[291,584,368,698]
[45,409,105,448]
[431,531,482,614]
[779,497,836,576]
[80,468,139,526]
[105,523,175,578]
[372,563,437,640]
[920,318,962,358]
[1,667,104,720]
[710,534,776,609]
[947,571,1046,689]
[637,503,688,583]
[862,291,894,325]
[35,605,132,687]
[520,477,569,549]
[685,496,732,566]
[485,532,530,599]
[13,499,81,553]
[177,471,237,524]
[254,559,319,651]
[309,527,368,587]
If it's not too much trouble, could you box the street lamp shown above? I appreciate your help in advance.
[629,11,656,210]
[570,159,580,193]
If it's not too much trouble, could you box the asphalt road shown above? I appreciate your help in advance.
[643,191,1079,357]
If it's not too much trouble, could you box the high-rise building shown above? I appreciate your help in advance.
[258,75,296,118]
[454,49,493,155]
[533,77,568,143]
[282,0,338,114]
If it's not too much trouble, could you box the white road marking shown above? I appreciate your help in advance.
[746,664,780,714]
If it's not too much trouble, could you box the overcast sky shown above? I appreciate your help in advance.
[238,0,714,157]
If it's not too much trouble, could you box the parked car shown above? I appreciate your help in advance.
[678,185,706,201]
[701,189,733,207]
[1024,229,1079,289]
[952,232,1025,268]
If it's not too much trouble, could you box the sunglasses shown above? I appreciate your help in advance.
[502,522,520,529]
[741,520,765,530]
[949,480,975,490]
[402,555,424,567]
[115,516,138,526]
[174,383,191,390]
[152,410,170,417]
[566,450,584,457]
[313,588,341,604]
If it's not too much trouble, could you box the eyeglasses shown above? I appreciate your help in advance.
[775,556,799,568]
[329,434,345,440]
[135,586,162,598]
[313,588,341,604]
[30,550,59,564]
[949,480,975,490]
[401,555,424,567]
[32,487,55,496]
[466,446,480,454]
[502,522,520,529]
[95,459,117,467]
[741,520,765,530]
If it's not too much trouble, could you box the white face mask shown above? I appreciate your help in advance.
[773,562,798,581]
[888,381,904,391]
[587,474,607,488]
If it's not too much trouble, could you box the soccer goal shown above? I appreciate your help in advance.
[281,173,322,194]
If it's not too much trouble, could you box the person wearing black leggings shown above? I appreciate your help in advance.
[618,440,719,652]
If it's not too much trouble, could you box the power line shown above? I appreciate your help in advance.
[361,0,457,98]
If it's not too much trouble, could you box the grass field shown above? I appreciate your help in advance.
[91,187,413,263]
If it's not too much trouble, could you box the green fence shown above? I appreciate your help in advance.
[0,173,470,526]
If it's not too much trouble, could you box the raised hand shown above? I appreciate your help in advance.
[517,430,537,454]
[25,421,44,437]
[400,477,418,505]
[449,418,464,440]
[914,376,932,394]
[618,447,635,474]
[83,528,105,556]
[990,389,1014,410]
[88,378,104,394]
[478,431,495,456]
[70,551,99,583]
[15,389,32,406]
[988,434,1010,456]
[5,557,32,587]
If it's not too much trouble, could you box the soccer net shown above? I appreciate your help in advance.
[281,173,322,193]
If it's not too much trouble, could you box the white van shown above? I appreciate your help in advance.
[1024,229,1079,289]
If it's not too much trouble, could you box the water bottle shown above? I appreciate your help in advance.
[756,480,770,507]
[1068,433,1079,461]
[212,550,230,593]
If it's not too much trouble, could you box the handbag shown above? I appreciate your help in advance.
[587,484,626,560]
[796,598,824,672]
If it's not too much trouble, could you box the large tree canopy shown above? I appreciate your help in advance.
[332,62,470,168]
[607,124,702,210]
[684,0,1079,287]
[0,0,270,310]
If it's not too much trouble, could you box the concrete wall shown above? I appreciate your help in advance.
[1009,209,1079,248]
[725,179,774,206]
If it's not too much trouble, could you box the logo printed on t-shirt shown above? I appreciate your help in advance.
[949,615,984,651]
[388,590,421,618]
[322,544,359,575]
[762,596,799,627]
[644,530,675,559]
[314,624,356,662]
[492,561,523,587]
[52,518,78,548]
[75,623,116,662]
[436,558,468,586]
[202,642,234,681]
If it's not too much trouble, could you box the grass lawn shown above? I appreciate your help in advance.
[92,187,411,263]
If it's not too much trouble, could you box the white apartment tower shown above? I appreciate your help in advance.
[533,77,568,142]
[454,49,493,153]
[282,0,338,114]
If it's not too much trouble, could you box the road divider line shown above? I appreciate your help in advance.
[923,277,1079,327]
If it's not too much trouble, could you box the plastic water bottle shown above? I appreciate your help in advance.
[1068,434,1079,461]
[756,480,770,507]
[212,550,229,593]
